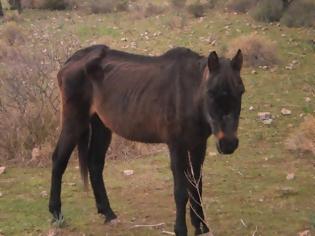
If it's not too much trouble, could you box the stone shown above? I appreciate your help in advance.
[123,170,134,176]
[281,108,292,115]
[305,97,311,103]
[286,173,295,180]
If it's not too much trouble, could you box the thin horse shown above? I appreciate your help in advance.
[49,45,245,236]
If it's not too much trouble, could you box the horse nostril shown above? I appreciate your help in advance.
[217,137,239,155]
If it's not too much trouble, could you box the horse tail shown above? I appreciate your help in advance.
[78,125,91,191]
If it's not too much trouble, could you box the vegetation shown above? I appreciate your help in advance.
[228,33,279,67]
[0,0,314,235]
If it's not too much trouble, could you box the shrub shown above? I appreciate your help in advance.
[187,1,205,18]
[0,22,25,46]
[171,0,186,8]
[227,33,279,67]
[207,0,220,9]
[89,0,129,14]
[226,0,259,13]
[42,0,69,10]
[0,35,81,162]
[144,3,165,18]
[280,0,315,27]
[116,0,129,12]
[251,0,284,22]
[285,115,315,155]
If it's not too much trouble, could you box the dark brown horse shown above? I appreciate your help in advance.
[49,45,244,236]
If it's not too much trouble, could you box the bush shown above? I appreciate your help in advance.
[42,0,69,10]
[228,33,279,67]
[0,22,25,46]
[171,0,186,8]
[207,0,220,9]
[144,3,165,18]
[285,115,315,155]
[280,0,315,27]
[251,0,284,22]
[90,0,129,14]
[226,0,259,13]
[187,1,205,18]
[0,34,81,162]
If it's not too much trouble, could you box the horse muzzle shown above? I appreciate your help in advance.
[216,137,239,155]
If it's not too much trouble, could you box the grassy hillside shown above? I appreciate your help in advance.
[0,2,315,236]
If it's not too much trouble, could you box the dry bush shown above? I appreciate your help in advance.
[89,0,129,14]
[187,1,205,18]
[207,0,220,9]
[171,0,187,9]
[251,0,284,22]
[107,136,165,160]
[226,0,259,13]
[0,33,81,162]
[0,22,25,46]
[144,3,165,18]
[280,0,315,28]
[227,33,279,67]
[285,115,315,156]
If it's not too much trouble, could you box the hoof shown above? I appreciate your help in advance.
[104,211,117,223]
[106,218,120,225]
[51,212,65,228]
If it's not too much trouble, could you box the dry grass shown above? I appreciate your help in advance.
[280,0,315,28]
[226,0,259,13]
[250,0,283,22]
[285,115,315,156]
[227,33,279,67]
[0,22,25,46]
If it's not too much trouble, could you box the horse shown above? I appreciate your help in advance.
[49,44,244,236]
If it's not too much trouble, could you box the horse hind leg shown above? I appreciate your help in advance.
[87,114,117,223]
[49,117,89,224]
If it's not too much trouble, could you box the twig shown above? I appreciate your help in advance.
[252,226,258,236]
[130,223,165,229]
[240,218,247,228]
[162,230,176,235]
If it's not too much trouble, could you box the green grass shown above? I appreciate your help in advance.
[0,4,315,236]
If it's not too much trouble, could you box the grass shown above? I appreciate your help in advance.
[0,3,315,236]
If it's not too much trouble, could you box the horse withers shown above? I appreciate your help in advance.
[49,45,244,236]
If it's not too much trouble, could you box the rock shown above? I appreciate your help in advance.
[258,112,272,120]
[0,166,6,175]
[249,106,254,111]
[298,230,311,236]
[277,186,298,197]
[262,119,273,125]
[208,152,217,157]
[286,173,295,180]
[40,190,48,198]
[123,170,134,176]
[0,192,3,197]
[251,70,257,74]
[281,108,292,115]
[262,65,269,70]
[120,37,128,42]
[305,97,311,103]
[68,182,76,186]
[258,112,273,124]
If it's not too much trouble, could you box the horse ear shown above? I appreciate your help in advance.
[208,51,220,73]
[231,49,243,71]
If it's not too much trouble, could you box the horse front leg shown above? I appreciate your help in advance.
[168,143,189,236]
[188,141,211,236]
